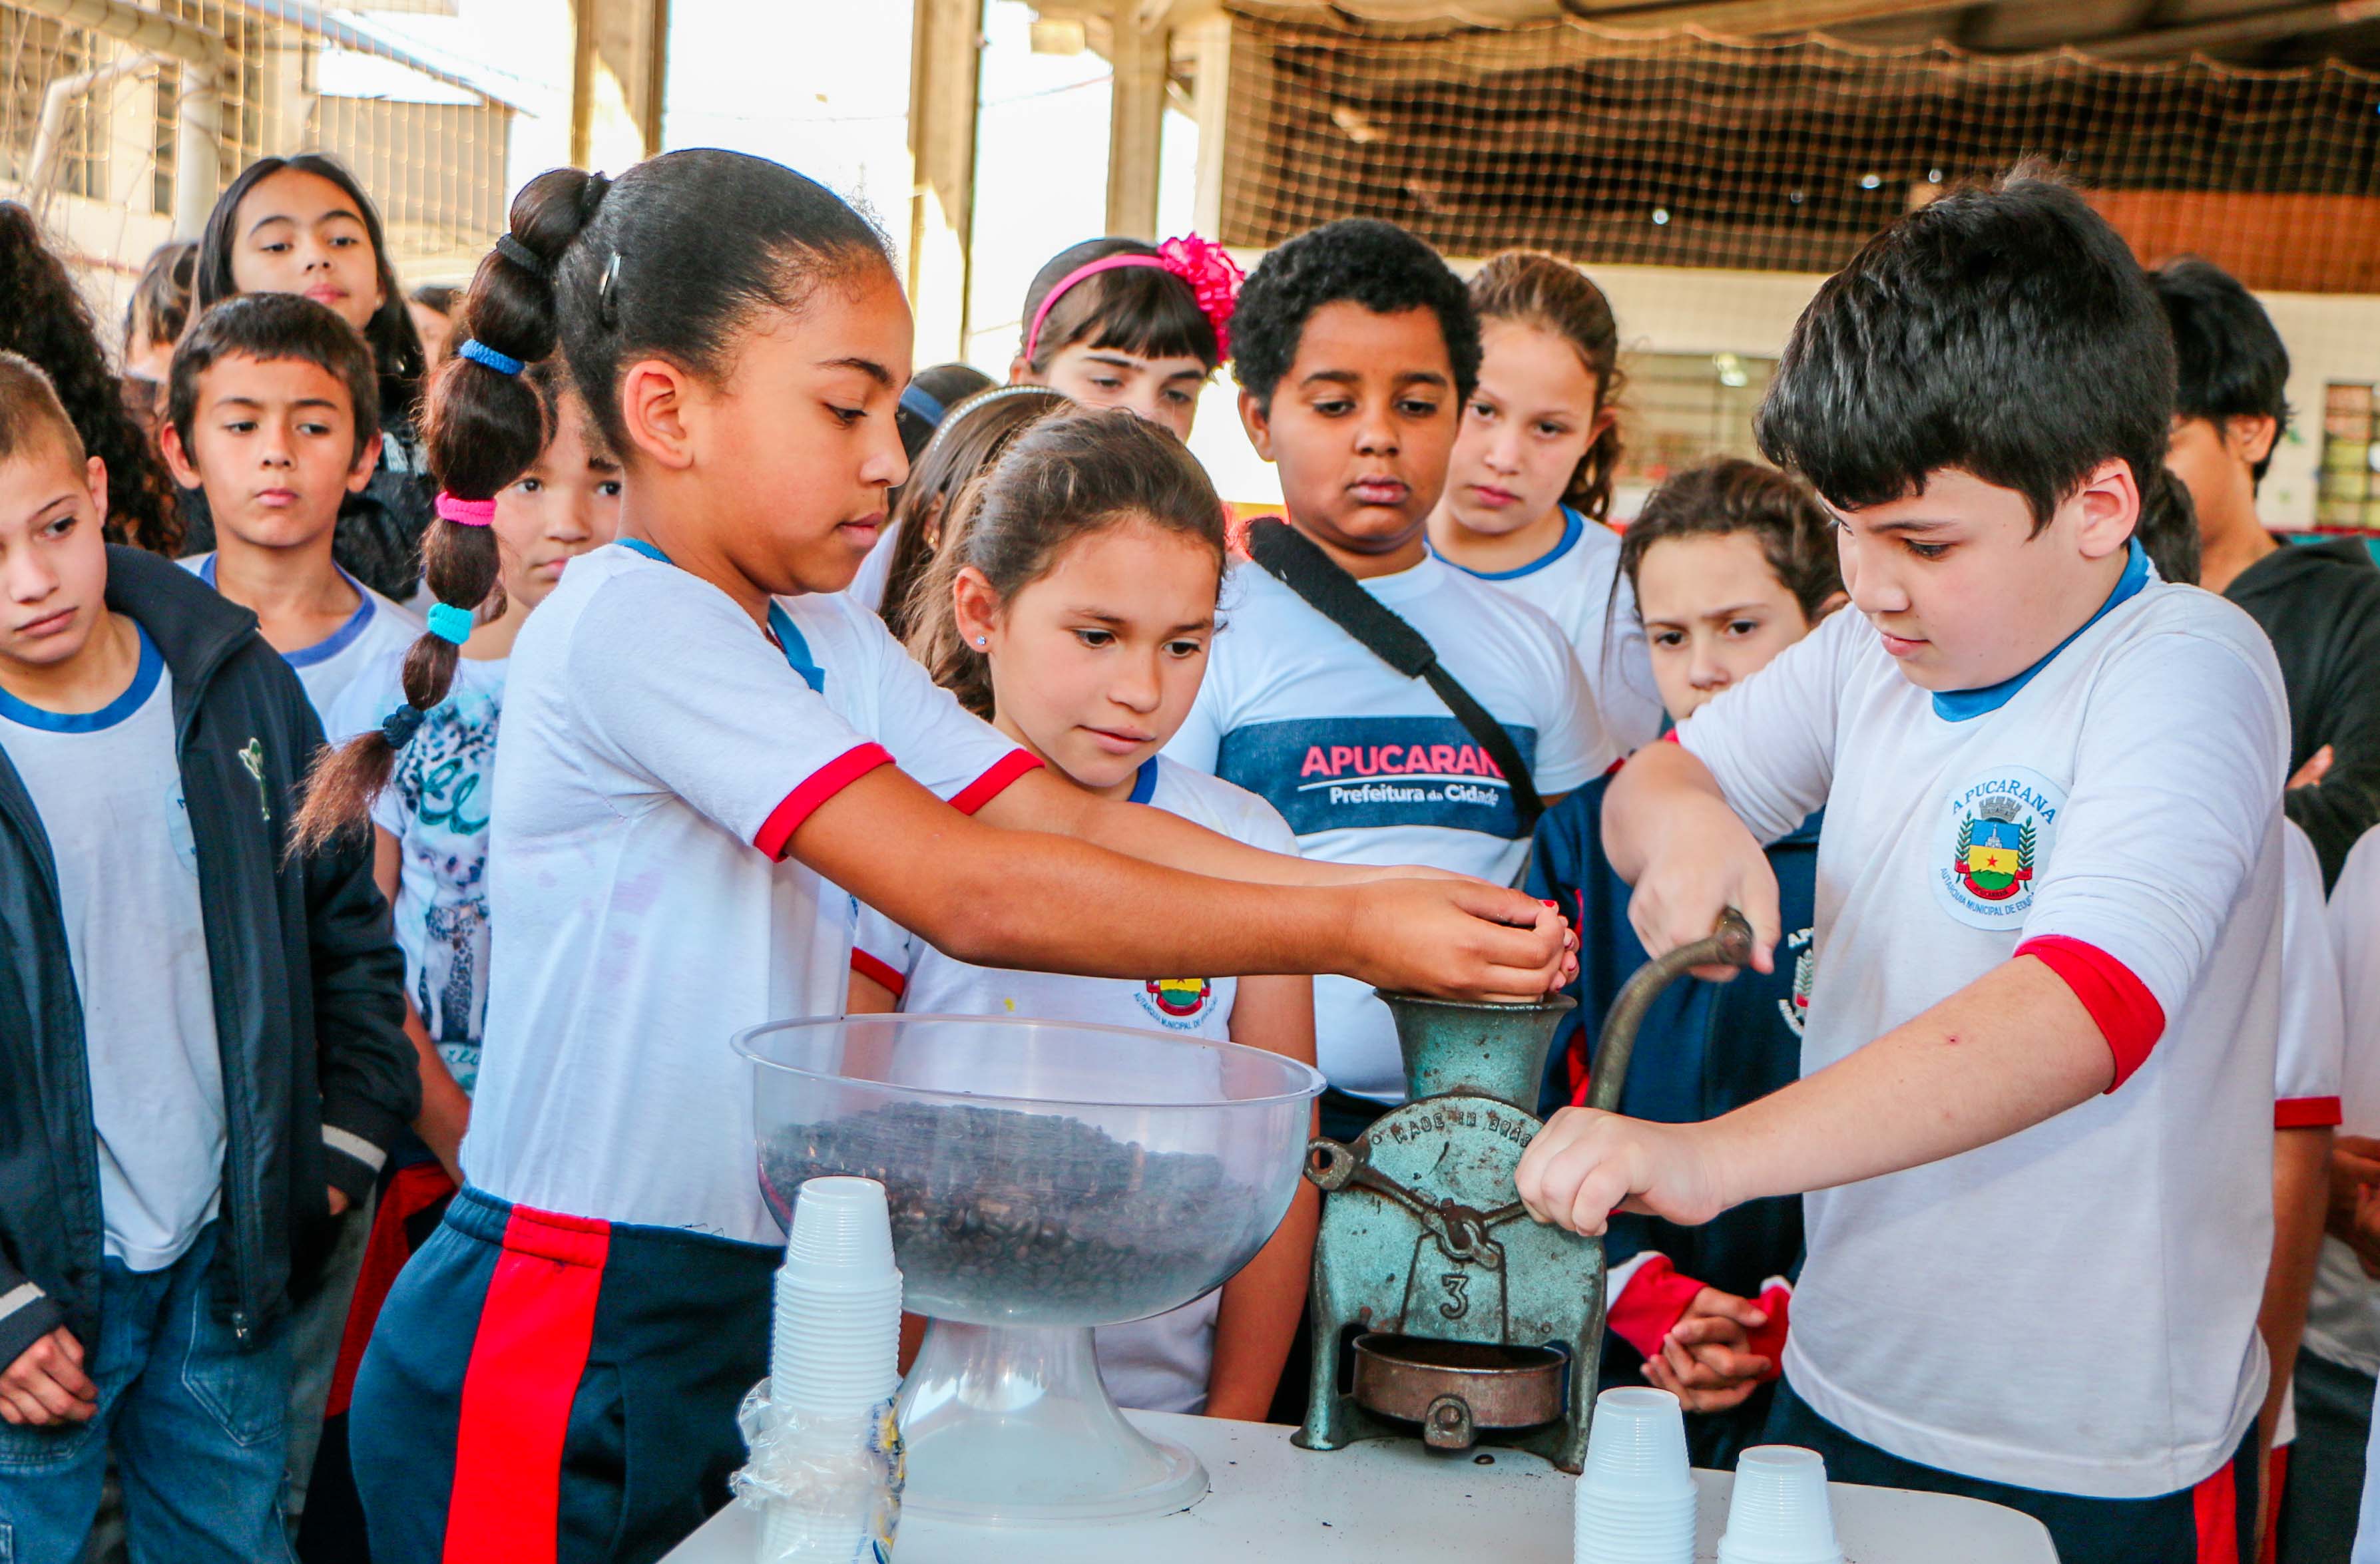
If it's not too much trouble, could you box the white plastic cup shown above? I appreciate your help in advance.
[784,1176,897,1276]
[758,1495,867,1563]
[1716,1446,1843,1564]
[1574,1388,1695,1564]
[772,1177,903,1422]
[1583,1387,1696,1495]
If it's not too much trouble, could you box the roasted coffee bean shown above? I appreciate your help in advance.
[760,1103,1259,1322]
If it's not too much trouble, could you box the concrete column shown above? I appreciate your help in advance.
[170,66,220,238]
[1182,11,1231,237]
[907,0,983,363]
[570,0,669,171]
[1104,0,1166,240]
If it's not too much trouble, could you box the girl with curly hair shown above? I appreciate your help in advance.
[0,203,183,555]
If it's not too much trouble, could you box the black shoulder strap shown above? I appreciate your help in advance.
[1244,518,1544,833]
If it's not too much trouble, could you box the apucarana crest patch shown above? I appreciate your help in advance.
[1933,765,2068,930]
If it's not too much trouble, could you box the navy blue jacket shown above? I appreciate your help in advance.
[0,548,415,1368]
[1528,773,1815,1420]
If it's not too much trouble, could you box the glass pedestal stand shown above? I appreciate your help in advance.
[896,1318,1208,1525]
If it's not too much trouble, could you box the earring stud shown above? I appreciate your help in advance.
[975,636,987,647]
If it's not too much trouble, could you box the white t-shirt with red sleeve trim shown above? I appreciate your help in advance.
[2275,819,2347,1131]
[849,755,1299,1416]
[461,544,1037,1244]
[1674,558,2289,1499]
[2307,826,2380,1382]
[2272,816,2347,1450]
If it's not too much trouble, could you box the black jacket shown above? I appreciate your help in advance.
[0,548,416,1368]
[2226,536,2380,888]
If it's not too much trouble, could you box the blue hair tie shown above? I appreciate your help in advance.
[457,339,524,377]
[380,704,427,748]
[899,383,947,426]
[426,602,475,646]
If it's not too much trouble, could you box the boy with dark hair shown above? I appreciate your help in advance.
[1166,218,1610,1129]
[1517,172,2289,1563]
[2154,256,2380,889]
[0,351,415,1562]
[162,292,421,721]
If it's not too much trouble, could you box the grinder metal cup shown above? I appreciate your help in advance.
[1295,910,1757,1471]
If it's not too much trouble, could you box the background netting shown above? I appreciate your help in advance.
[1217,5,2380,293]
[1,0,509,323]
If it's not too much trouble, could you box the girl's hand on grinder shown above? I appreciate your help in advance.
[1352,880,1568,1001]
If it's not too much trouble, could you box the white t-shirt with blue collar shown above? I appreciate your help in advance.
[1677,542,2289,1497]
[849,753,1300,1415]
[1166,551,1612,1099]
[462,540,1038,1242]
[1437,507,1666,753]
[0,626,226,1272]
[179,552,423,723]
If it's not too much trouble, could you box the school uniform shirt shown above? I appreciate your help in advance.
[1676,544,2290,1498]
[461,543,1040,1243]
[2308,826,2380,1384]
[180,552,423,720]
[847,518,900,615]
[327,653,509,1097]
[1165,554,1612,1101]
[0,627,226,1271]
[851,754,1298,1415]
[2272,817,2349,1451]
[1438,507,1666,752]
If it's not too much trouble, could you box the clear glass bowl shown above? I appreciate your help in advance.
[736,1014,1325,1525]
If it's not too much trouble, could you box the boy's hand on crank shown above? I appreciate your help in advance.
[1626,821,1779,981]
[1514,1107,1732,1235]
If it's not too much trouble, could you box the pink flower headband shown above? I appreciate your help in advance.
[1022,234,1245,366]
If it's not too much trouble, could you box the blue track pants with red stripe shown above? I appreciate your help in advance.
[349,1186,777,1564]
[1766,1377,2259,1564]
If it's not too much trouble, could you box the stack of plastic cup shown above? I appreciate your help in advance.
[773,1175,903,1415]
[759,1176,905,1563]
[1572,1387,1697,1564]
[1716,1446,1843,1564]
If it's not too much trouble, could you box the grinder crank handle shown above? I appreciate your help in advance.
[1583,908,1756,1117]
[1307,1139,1511,1269]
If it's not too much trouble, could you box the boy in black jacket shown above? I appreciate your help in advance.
[2154,256,2380,889]
[0,351,413,1564]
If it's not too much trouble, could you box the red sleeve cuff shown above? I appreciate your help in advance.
[754,743,895,861]
[1607,1255,1706,1360]
[2276,1096,2343,1129]
[1747,1282,1792,1379]
[849,947,907,1000]
[2014,935,2166,1092]
[948,749,1043,816]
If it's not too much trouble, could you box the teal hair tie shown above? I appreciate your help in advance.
[426,602,475,646]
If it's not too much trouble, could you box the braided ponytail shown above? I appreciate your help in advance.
[293,168,608,853]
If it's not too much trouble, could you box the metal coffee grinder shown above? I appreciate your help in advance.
[1294,911,1755,1472]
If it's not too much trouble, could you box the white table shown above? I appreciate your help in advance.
[661,1413,2060,1562]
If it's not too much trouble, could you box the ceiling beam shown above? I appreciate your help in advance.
[1563,0,1977,37]
[2058,0,2380,55]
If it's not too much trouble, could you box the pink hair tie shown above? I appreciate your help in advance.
[435,492,496,527]
[1021,233,1245,367]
